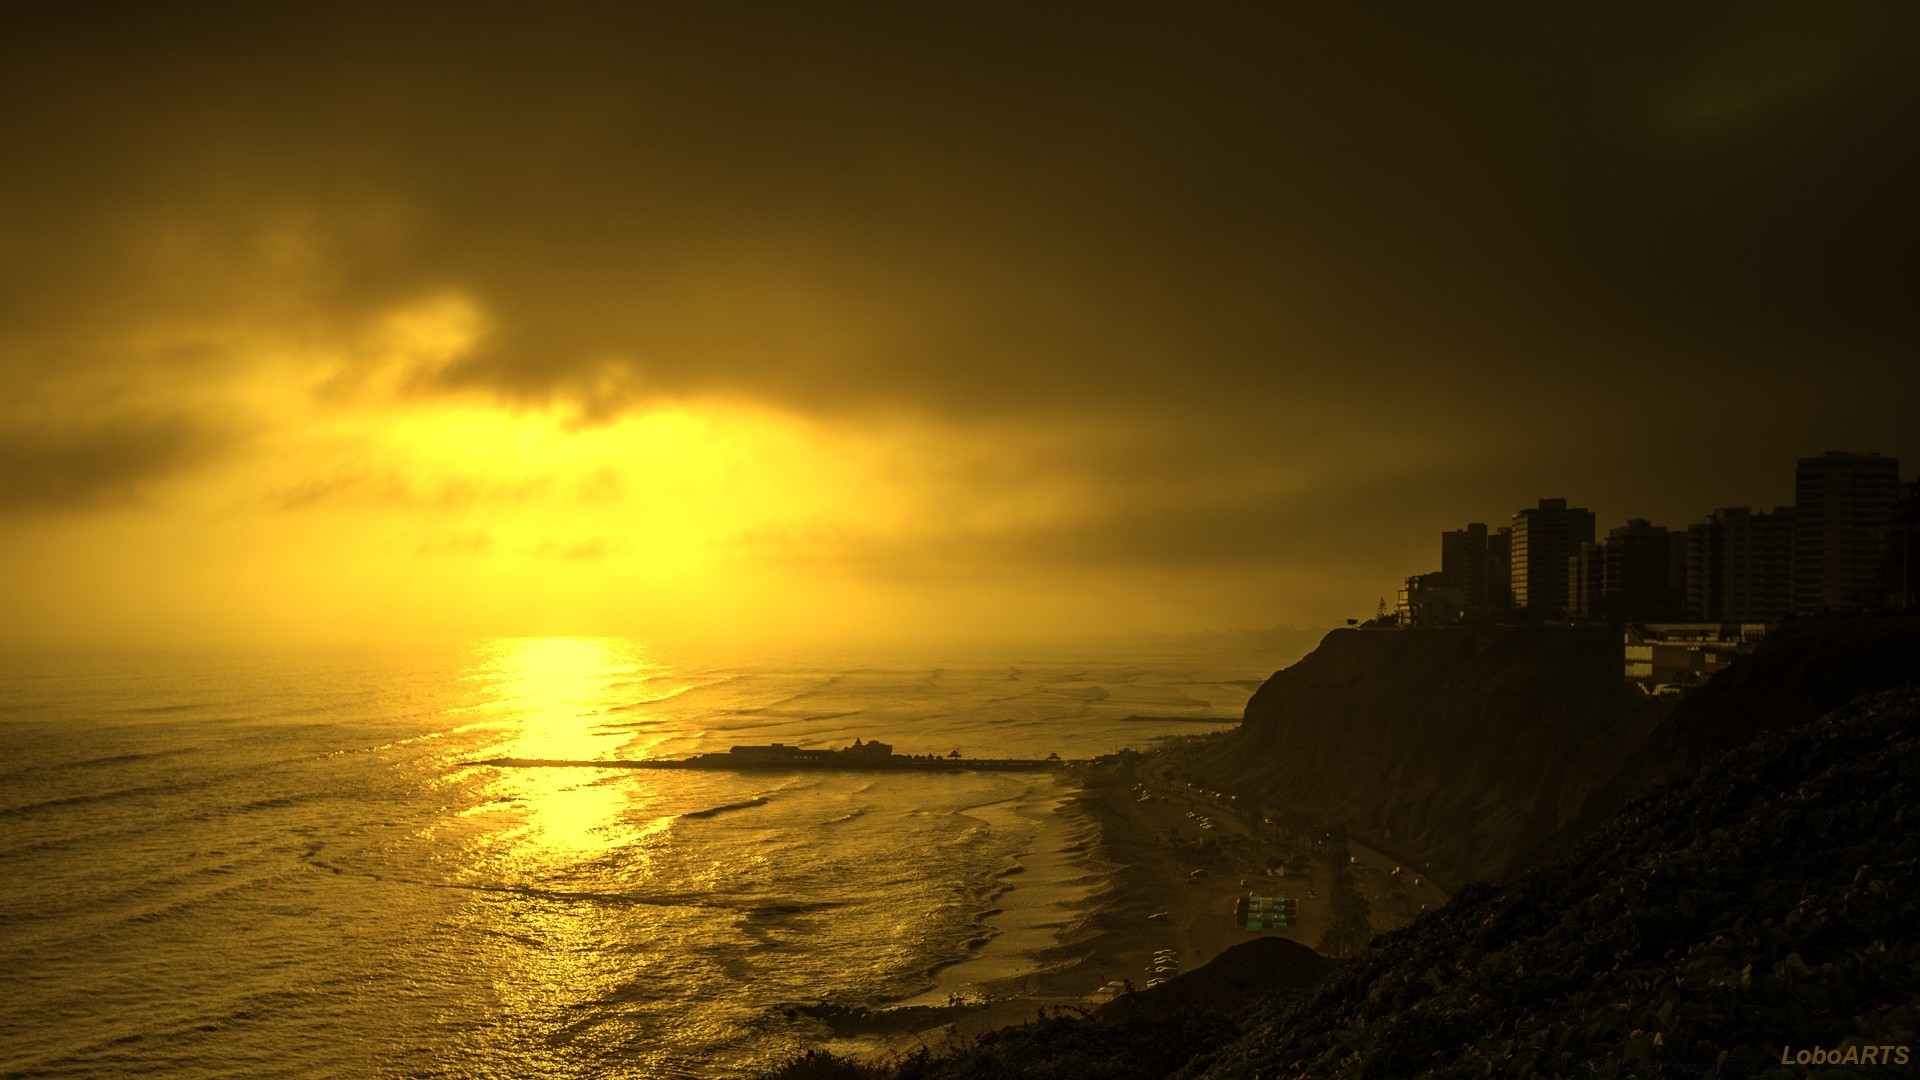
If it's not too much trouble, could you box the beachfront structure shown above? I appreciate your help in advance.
[1395,571,1468,626]
[1440,521,1515,616]
[1600,519,1686,622]
[1510,498,1596,616]
[728,742,836,764]
[1622,622,1768,695]
[728,739,896,764]
[1568,541,1605,620]
[1793,451,1904,613]
[842,737,893,759]
[1685,506,1795,622]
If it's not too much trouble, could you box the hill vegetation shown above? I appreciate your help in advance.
[758,617,1920,1078]
[764,687,1919,1078]
[1183,687,1920,1076]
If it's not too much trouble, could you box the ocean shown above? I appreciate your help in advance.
[0,637,1281,1078]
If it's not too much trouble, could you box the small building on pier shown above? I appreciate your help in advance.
[728,742,835,764]
[840,738,894,760]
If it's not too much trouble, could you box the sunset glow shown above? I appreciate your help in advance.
[4,9,1911,653]
[5,7,1919,1079]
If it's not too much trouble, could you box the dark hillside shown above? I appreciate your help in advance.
[1183,689,1920,1077]
[1513,614,1920,877]
[1194,625,1665,884]
[766,690,1920,1079]
[1201,617,1920,885]
[1099,938,1337,1024]
[759,939,1337,1080]
[1632,615,1920,772]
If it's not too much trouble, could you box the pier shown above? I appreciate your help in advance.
[470,756,1076,772]
[468,737,1082,773]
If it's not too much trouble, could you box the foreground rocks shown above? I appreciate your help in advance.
[1184,688,1920,1076]
[763,688,1920,1078]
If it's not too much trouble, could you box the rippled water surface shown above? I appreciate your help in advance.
[0,639,1277,1078]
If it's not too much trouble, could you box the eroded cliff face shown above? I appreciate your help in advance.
[1195,625,1668,885]
[1188,689,1920,1079]
[1523,614,1920,874]
[1200,616,1920,887]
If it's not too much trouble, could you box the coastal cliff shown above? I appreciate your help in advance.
[1195,616,1920,887]
[1192,625,1668,885]
[1182,686,1920,1078]
[761,619,1920,1080]
[1511,614,1920,876]
[767,689,1920,1079]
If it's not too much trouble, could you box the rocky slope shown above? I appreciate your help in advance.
[765,688,1920,1079]
[762,938,1337,1080]
[1183,688,1920,1077]
[1510,614,1920,877]
[1196,616,1920,886]
[1193,624,1668,884]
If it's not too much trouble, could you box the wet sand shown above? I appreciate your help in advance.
[886,779,1110,1008]
[799,750,1456,1065]
[832,756,1405,1058]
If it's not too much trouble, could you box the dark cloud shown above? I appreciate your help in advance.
[0,415,232,512]
[771,450,1538,583]
[2,3,1916,551]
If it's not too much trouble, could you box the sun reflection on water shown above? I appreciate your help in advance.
[464,636,659,859]
[438,637,706,1067]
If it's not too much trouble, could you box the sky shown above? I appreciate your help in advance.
[2,3,1917,649]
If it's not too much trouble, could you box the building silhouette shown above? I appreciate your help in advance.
[1440,523,1489,615]
[1568,541,1604,619]
[1685,507,1794,622]
[1890,479,1920,611]
[1400,453,1906,629]
[1792,452,1903,613]
[1440,521,1516,617]
[1565,520,1684,621]
[1487,526,1513,612]
[1601,519,1685,621]
[1396,571,1468,626]
[1509,498,1595,616]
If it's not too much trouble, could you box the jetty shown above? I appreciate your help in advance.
[468,737,1080,773]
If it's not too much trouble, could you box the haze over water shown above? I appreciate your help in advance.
[0,637,1277,1078]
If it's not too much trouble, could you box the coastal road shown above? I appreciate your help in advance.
[1133,752,1449,938]
[1114,759,1333,956]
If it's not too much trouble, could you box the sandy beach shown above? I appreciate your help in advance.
[806,752,1451,1062]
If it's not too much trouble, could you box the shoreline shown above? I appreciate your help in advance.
[894,776,1108,1007]
[821,755,1393,1059]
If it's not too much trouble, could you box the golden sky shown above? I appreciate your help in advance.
[2,5,1916,647]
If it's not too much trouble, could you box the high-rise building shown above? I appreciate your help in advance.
[1440,521,1517,617]
[1685,507,1794,622]
[1891,480,1920,611]
[1487,526,1513,613]
[1568,541,1604,619]
[1792,452,1903,613]
[1510,498,1595,616]
[1441,523,1489,614]
[1600,519,1684,622]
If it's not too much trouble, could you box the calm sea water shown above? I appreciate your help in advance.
[0,638,1277,1079]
